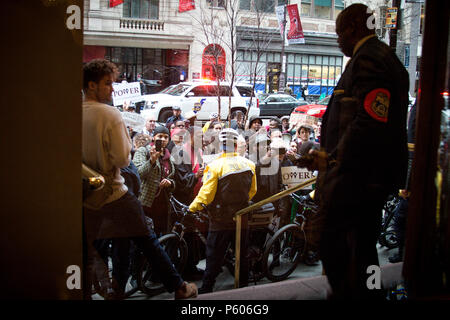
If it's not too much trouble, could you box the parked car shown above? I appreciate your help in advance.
[131,80,259,123]
[259,93,308,117]
[292,95,330,119]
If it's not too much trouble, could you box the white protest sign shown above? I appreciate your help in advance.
[112,82,141,106]
[281,166,315,189]
[289,113,318,129]
[121,112,146,133]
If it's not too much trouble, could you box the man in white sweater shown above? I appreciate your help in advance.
[82,59,197,300]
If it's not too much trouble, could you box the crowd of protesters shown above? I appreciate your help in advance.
[100,98,321,294]
[84,4,410,301]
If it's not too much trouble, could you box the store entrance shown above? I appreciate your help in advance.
[267,63,281,93]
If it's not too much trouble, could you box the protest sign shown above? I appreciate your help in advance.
[281,166,315,189]
[112,82,141,106]
[289,113,319,129]
[121,112,145,133]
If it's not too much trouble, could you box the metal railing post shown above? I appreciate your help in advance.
[234,214,241,289]
[233,177,317,289]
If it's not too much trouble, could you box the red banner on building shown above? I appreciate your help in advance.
[109,0,124,8]
[286,4,305,44]
[179,0,195,13]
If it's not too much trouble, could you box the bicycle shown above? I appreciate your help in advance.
[135,194,209,296]
[140,196,279,289]
[378,194,401,249]
[222,202,278,284]
[262,193,318,282]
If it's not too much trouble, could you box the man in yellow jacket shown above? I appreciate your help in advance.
[189,128,257,294]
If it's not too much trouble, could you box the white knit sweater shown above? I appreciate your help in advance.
[82,100,131,205]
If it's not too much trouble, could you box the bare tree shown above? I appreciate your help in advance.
[238,4,277,125]
[182,1,276,126]
[189,2,231,120]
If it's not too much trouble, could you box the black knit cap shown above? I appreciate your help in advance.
[153,125,170,136]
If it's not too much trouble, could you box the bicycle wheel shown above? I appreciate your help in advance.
[137,233,188,296]
[380,230,399,249]
[263,224,304,282]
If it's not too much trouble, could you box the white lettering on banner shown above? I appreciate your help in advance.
[121,112,146,132]
[281,166,314,189]
[366,265,381,290]
[66,5,81,30]
[66,265,81,290]
[112,82,141,106]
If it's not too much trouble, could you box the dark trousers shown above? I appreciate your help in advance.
[202,223,249,290]
[393,197,408,249]
[84,191,184,295]
[319,194,386,300]
[93,238,131,293]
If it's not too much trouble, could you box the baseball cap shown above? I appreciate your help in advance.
[210,112,219,119]
[172,106,181,110]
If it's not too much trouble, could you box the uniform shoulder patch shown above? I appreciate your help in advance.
[364,88,391,123]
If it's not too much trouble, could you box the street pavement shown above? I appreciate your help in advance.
[120,243,397,300]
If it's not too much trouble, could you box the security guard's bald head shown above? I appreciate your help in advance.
[336,3,376,57]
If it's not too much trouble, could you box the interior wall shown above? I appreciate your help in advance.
[0,0,83,299]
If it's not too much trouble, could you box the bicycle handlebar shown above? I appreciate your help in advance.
[168,194,209,223]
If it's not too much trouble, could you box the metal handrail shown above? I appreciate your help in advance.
[232,177,317,288]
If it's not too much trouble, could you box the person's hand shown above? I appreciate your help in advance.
[399,189,410,199]
[195,167,204,179]
[160,178,172,188]
[286,149,300,162]
[149,145,161,164]
[306,149,328,172]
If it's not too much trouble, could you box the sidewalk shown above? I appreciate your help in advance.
[122,244,400,300]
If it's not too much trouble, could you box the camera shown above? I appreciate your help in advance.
[155,139,163,152]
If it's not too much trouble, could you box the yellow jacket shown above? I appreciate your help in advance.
[189,152,257,213]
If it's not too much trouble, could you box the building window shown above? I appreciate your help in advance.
[334,0,344,19]
[236,50,344,95]
[301,0,342,20]
[314,0,331,19]
[207,0,226,8]
[202,44,226,80]
[239,0,251,10]
[123,0,159,20]
[301,0,311,16]
[239,0,287,13]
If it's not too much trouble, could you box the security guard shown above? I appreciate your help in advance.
[189,128,257,294]
[305,4,409,299]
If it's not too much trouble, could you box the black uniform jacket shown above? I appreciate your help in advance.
[319,35,409,208]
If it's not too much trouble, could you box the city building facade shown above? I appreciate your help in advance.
[83,0,420,96]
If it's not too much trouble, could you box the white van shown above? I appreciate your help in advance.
[131,80,260,122]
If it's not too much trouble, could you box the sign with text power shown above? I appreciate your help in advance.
[112,82,141,106]
[281,166,315,189]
